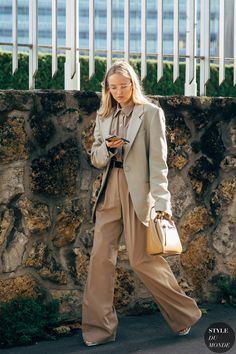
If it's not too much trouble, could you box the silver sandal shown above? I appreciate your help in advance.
[178,326,191,336]
[84,337,115,347]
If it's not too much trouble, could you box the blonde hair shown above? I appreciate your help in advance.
[98,60,149,118]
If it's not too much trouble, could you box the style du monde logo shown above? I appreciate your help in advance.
[204,322,235,353]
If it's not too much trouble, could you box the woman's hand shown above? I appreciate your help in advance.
[155,211,172,221]
[106,139,125,149]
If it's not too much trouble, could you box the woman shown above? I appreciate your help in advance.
[82,60,202,347]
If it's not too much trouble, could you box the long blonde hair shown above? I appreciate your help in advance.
[98,60,149,118]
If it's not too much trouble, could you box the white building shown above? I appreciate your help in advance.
[0,0,221,58]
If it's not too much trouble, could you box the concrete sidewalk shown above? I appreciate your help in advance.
[1,303,235,354]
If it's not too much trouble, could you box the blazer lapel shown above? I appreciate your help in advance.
[124,104,144,160]
[100,113,113,140]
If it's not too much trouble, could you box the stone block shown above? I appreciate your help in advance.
[0,208,15,246]
[0,163,24,204]
[65,92,81,110]
[39,267,67,285]
[163,111,191,171]
[210,177,236,216]
[57,109,81,132]
[165,96,192,107]
[0,275,39,302]
[28,112,56,148]
[38,91,66,113]
[212,190,236,255]
[168,150,188,170]
[0,92,12,111]
[223,260,236,276]
[169,175,194,218]
[74,247,89,287]
[80,169,92,191]
[180,206,214,244]
[0,91,33,112]
[74,91,100,115]
[81,120,96,159]
[2,232,28,272]
[180,234,215,299]
[30,139,80,196]
[165,116,192,150]
[194,96,212,111]
[52,326,71,335]
[213,223,235,256]
[25,241,67,284]
[0,112,28,163]
[200,123,225,164]
[220,156,236,171]
[17,197,51,234]
[222,118,236,151]
[53,206,83,248]
[50,289,82,319]
[188,156,217,195]
[167,127,190,146]
[189,108,211,130]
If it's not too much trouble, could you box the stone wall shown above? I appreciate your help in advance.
[0,91,235,320]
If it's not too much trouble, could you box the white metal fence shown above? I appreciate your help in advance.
[1,0,236,95]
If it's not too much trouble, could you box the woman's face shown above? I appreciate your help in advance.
[107,73,133,107]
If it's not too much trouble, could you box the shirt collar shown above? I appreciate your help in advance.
[114,101,135,118]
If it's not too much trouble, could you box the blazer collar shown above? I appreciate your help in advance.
[113,102,135,118]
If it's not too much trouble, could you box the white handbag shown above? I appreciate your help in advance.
[147,208,182,256]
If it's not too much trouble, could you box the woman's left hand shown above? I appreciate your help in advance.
[106,139,125,149]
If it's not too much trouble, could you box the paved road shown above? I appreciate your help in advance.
[1,303,236,354]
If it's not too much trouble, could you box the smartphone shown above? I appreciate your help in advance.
[105,135,130,144]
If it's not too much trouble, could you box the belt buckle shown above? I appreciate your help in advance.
[111,159,123,168]
[116,161,123,168]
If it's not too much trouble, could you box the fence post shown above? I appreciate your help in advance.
[12,0,18,75]
[64,0,80,90]
[89,0,95,79]
[185,0,197,96]
[52,0,58,79]
[29,0,38,90]
[173,0,179,83]
[141,0,147,80]
[200,0,210,96]
[124,0,130,62]
[107,0,112,71]
[219,0,225,85]
[157,0,163,82]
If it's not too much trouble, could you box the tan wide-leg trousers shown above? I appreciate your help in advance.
[82,167,202,343]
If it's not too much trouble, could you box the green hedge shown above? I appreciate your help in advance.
[0,297,60,347]
[0,51,235,96]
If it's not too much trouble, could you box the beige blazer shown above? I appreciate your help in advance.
[91,102,172,226]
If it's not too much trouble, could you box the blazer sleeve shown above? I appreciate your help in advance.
[149,107,172,215]
[91,114,116,169]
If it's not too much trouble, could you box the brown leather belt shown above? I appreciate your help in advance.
[110,159,123,168]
